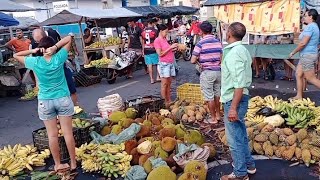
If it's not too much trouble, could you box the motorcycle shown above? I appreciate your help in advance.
[173,35,193,61]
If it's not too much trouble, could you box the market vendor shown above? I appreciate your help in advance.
[3,29,31,80]
[83,28,96,61]
[126,18,148,78]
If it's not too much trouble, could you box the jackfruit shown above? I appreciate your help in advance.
[188,116,196,123]
[201,143,216,158]
[283,128,294,136]
[125,139,138,154]
[137,140,153,154]
[162,118,174,126]
[119,118,134,128]
[143,120,152,127]
[247,127,254,140]
[185,106,196,112]
[125,108,137,119]
[184,130,205,146]
[310,137,320,147]
[195,112,203,121]
[154,147,169,159]
[296,128,308,142]
[302,149,311,166]
[182,114,189,121]
[111,125,122,135]
[138,137,154,145]
[269,132,279,145]
[159,128,176,139]
[310,147,320,159]
[100,126,111,136]
[253,142,264,155]
[261,124,274,133]
[253,122,268,131]
[286,134,297,146]
[109,111,127,123]
[152,117,161,125]
[147,165,176,180]
[161,137,177,152]
[135,118,144,124]
[199,107,206,115]
[130,148,140,165]
[184,160,207,180]
[175,124,186,139]
[282,145,295,160]
[136,125,151,138]
[275,146,286,158]
[139,154,152,166]
[171,108,179,116]
[254,134,268,143]
[295,147,302,160]
[300,143,312,150]
[143,159,152,173]
[163,123,175,129]
[178,172,199,180]
[279,134,287,142]
[263,141,273,157]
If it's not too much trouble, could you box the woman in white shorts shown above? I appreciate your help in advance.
[289,9,320,99]
[154,24,178,108]
[14,35,76,172]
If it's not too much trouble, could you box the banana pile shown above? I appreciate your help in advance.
[282,106,314,128]
[76,143,132,178]
[89,57,113,68]
[0,144,50,178]
[85,37,122,49]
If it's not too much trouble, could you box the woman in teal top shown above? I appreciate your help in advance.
[14,35,76,172]
[289,9,320,99]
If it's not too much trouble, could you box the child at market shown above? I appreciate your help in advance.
[13,35,76,173]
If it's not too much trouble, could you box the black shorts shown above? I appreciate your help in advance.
[64,66,77,94]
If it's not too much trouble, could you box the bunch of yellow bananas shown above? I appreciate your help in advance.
[76,143,130,178]
[0,144,50,177]
[90,57,113,68]
[246,96,265,118]
[246,115,266,123]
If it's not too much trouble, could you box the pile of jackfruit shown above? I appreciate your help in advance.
[98,107,215,179]
[219,122,320,167]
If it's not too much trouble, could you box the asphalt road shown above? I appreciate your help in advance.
[1,60,320,147]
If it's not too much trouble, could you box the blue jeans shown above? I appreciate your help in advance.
[223,94,255,177]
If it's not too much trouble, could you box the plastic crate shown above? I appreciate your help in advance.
[73,119,101,145]
[124,96,164,117]
[74,69,103,87]
[32,127,81,161]
[177,83,204,104]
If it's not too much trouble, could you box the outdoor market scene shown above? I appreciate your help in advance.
[1,0,320,179]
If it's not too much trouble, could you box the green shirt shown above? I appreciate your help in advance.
[221,41,252,103]
[25,48,70,100]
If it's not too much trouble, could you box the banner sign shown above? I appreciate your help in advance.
[213,0,300,35]
[53,1,69,13]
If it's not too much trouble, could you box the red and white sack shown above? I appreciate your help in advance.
[97,94,123,118]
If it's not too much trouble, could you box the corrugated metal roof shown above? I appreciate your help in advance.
[204,0,269,6]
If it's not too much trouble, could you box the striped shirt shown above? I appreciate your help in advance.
[192,35,222,71]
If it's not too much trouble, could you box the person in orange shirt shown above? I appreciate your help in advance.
[5,29,31,52]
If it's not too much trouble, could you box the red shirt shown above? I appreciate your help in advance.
[8,38,31,52]
[187,22,201,35]
[141,27,158,55]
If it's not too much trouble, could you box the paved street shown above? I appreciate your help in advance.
[1,60,320,147]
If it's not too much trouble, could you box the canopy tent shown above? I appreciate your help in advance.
[0,12,19,27]
[204,0,268,6]
[124,5,199,18]
[304,0,320,12]
[0,0,36,12]
[40,8,142,27]
[0,17,38,30]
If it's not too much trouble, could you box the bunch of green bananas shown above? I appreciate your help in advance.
[97,151,132,178]
[283,106,314,128]
[0,144,50,177]
[90,57,113,68]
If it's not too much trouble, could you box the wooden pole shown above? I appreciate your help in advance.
[79,16,85,50]
[94,19,101,42]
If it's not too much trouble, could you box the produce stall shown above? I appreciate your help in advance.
[40,8,142,64]
[205,0,301,69]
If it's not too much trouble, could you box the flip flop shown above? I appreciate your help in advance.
[151,81,155,84]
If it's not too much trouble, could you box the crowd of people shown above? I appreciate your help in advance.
[3,7,320,179]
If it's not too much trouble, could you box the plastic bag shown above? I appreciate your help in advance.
[124,165,147,180]
[174,143,198,158]
[150,157,167,169]
[256,107,276,117]
[90,123,141,144]
[92,117,108,127]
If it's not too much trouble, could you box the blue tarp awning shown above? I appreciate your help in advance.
[0,12,19,27]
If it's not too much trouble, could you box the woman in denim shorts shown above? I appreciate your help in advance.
[289,9,320,99]
[14,35,76,172]
[154,24,178,108]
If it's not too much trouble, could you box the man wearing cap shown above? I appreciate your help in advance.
[191,21,223,124]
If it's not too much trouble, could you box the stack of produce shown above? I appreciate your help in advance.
[84,57,114,68]
[37,124,63,137]
[85,37,122,49]
[169,100,210,123]
[246,96,320,129]
[20,87,38,100]
[0,144,50,179]
[75,143,132,178]
[219,122,320,167]
[72,118,93,128]
[178,160,208,180]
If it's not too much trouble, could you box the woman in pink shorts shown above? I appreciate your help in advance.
[154,24,178,108]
